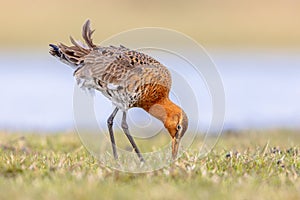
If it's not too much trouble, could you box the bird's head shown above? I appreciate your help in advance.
[148,101,188,160]
[164,108,188,160]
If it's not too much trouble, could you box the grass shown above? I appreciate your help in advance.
[0,130,299,200]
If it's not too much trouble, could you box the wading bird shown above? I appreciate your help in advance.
[49,20,188,162]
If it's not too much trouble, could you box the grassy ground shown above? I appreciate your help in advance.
[0,130,299,200]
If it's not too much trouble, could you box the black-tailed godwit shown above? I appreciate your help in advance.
[49,20,188,162]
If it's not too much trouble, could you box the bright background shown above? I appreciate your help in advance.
[1,0,300,132]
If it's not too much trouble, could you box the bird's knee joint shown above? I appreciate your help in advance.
[107,118,113,126]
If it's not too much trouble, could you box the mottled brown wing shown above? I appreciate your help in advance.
[73,48,132,90]
[74,48,172,109]
[75,48,170,88]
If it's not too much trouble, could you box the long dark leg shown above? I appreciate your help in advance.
[121,112,145,162]
[107,107,119,160]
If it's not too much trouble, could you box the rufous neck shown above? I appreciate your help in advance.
[146,98,180,125]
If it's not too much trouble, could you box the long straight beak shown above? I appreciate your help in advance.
[172,137,180,160]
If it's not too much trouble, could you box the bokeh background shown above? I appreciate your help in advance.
[1,0,300,132]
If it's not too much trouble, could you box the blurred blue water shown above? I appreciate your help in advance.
[0,49,299,131]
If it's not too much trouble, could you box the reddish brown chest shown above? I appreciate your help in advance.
[134,83,170,111]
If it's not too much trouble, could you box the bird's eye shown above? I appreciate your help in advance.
[177,124,182,130]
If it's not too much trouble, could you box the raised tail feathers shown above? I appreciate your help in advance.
[49,20,96,67]
[82,19,96,49]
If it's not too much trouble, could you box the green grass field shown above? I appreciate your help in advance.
[0,130,299,200]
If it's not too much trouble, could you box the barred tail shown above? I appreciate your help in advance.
[49,20,96,67]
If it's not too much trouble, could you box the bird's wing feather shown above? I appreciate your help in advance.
[74,47,171,92]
